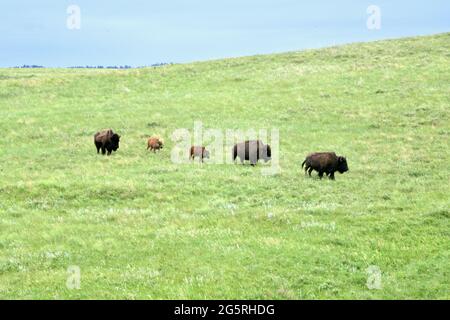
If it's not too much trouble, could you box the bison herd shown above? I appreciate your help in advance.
[94,129,349,180]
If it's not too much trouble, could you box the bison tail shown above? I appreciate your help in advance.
[301,160,306,168]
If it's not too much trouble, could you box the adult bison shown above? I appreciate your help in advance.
[94,129,120,155]
[232,140,271,166]
[190,146,210,162]
[301,152,348,180]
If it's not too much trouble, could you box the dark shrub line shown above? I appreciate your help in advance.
[12,63,172,69]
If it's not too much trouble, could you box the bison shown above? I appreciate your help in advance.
[147,136,164,153]
[232,140,271,166]
[190,146,210,162]
[301,152,348,180]
[94,129,120,155]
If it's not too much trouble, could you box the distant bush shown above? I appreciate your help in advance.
[15,65,44,68]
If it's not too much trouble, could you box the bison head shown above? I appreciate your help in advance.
[337,156,348,173]
[111,133,120,151]
[262,144,272,162]
[203,149,210,159]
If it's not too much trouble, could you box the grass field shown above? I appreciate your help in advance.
[0,33,449,299]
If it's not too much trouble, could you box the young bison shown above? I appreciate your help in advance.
[190,146,210,162]
[147,136,164,153]
[301,152,348,180]
[232,140,271,166]
[94,129,120,155]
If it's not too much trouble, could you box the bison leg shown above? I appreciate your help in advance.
[308,167,313,176]
[101,147,106,155]
[329,172,335,180]
[318,171,324,179]
[95,142,102,154]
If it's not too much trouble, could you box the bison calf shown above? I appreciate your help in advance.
[190,146,210,162]
[301,152,348,180]
[147,136,164,153]
[94,129,120,155]
[232,140,271,166]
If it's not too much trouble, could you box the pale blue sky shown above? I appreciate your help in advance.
[0,0,448,67]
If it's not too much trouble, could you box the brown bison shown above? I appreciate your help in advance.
[94,129,120,155]
[147,136,164,152]
[301,152,348,180]
[190,146,210,162]
[232,140,271,166]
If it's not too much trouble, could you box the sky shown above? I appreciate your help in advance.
[0,0,449,67]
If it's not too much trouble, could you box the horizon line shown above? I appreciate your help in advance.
[3,31,448,69]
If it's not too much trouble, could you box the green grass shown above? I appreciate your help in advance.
[0,33,449,299]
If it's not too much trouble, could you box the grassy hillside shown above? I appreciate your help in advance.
[0,33,449,299]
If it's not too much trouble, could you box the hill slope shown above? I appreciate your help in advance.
[0,33,449,299]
